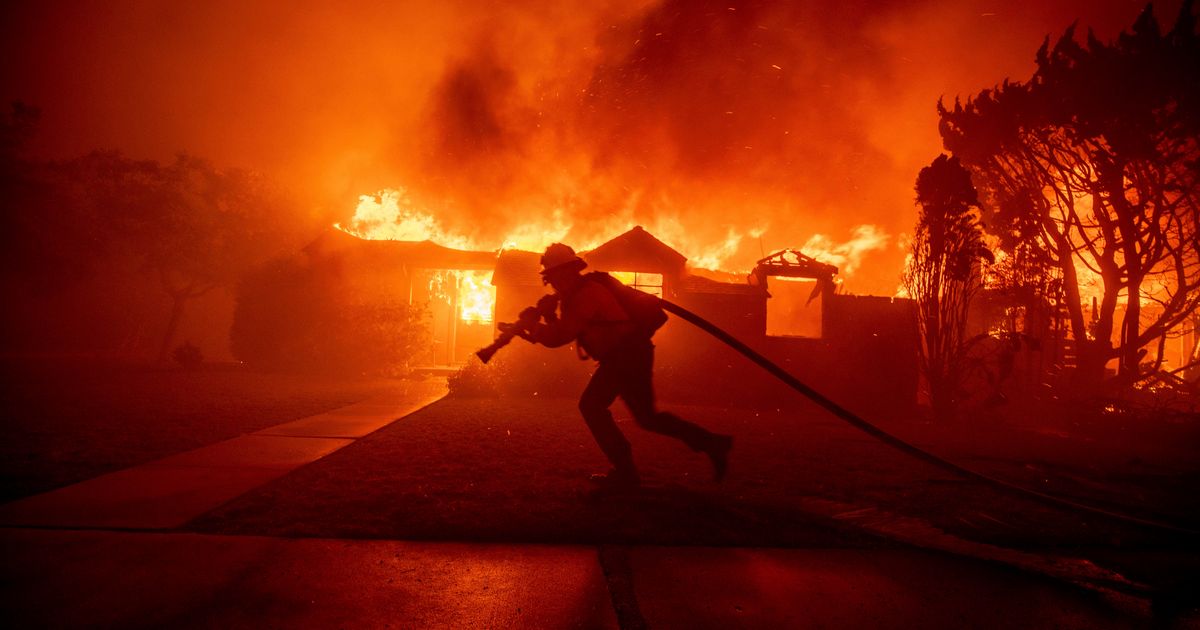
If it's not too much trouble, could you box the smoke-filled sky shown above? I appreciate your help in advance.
[0,0,1184,293]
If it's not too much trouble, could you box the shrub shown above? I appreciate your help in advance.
[171,341,204,369]
[231,256,431,375]
[447,342,591,399]
[447,359,505,398]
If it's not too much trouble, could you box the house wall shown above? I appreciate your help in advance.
[656,291,917,417]
[654,290,767,407]
[670,291,767,341]
[494,284,546,325]
[774,294,918,417]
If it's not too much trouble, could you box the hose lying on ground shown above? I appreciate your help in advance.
[658,297,1199,538]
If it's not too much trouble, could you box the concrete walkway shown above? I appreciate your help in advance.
[0,379,447,530]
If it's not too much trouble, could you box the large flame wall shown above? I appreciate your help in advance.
[6,0,1184,294]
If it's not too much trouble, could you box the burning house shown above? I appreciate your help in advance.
[281,223,918,413]
[299,228,499,366]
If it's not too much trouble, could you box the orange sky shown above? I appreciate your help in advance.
[0,0,1182,294]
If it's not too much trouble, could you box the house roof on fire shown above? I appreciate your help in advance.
[492,226,691,288]
[492,249,543,288]
[677,275,764,296]
[583,226,687,275]
[753,248,838,279]
[304,228,497,270]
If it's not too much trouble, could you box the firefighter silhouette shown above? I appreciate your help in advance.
[502,243,733,488]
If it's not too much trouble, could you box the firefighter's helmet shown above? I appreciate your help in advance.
[539,243,587,275]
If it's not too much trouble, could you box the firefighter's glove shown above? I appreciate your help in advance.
[535,294,559,320]
[498,319,533,341]
[517,306,541,324]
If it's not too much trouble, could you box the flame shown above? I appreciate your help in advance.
[337,188,472,249]
[500,208,572,251]
[800,225,889,275]
[458,270,495,323]
[338,190,496,322]
[650,216,764,271]
[338,188,891,310]
[338,188,784,274]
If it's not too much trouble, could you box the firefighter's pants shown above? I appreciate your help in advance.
[579,339,716,470]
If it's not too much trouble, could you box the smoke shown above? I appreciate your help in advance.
[1,0,1182,293]
[405,0,910,267]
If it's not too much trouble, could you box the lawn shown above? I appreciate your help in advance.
[0,359,408,502]
[189,392,1200,555]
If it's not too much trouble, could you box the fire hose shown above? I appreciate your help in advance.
[655,297,1198,538]
[478,295,1197,537]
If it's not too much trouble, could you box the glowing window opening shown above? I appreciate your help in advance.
[610,271,663,298]
[457,270,496,323]
[765,276,822,339]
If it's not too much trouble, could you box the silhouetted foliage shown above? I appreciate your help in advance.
[84,154,298,362]
[0,101,39,162]
[447,358,504,398]
[0,107,109,295]
[231,256,431,375]
[445,344,588,399]
[0,119,150,354]
[939,2,1200,391]
[904,155,989,421]
[0,132,309,359]
[172,342,204,369]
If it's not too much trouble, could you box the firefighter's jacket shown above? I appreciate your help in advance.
[530,277,637,360]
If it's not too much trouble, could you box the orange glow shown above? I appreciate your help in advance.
[800,225,889,276]
[339,190,888,292]
[338,189,472,249]
[6,2,1166,297]
[609,271,664,297]
[338,190,498,323]
[458,271,495,323]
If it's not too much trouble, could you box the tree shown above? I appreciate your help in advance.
[0,101,38,161]
[904,155,990,421]
[1,108,139,295]
[87,154,299,362]
[939,2,1200,391]
[1,103,318,360]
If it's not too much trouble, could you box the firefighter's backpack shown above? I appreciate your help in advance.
[584,271,668,338]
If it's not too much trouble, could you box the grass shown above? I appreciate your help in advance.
[0,359,407,502]
[189,396,875,547]
[188,392,1200,554]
